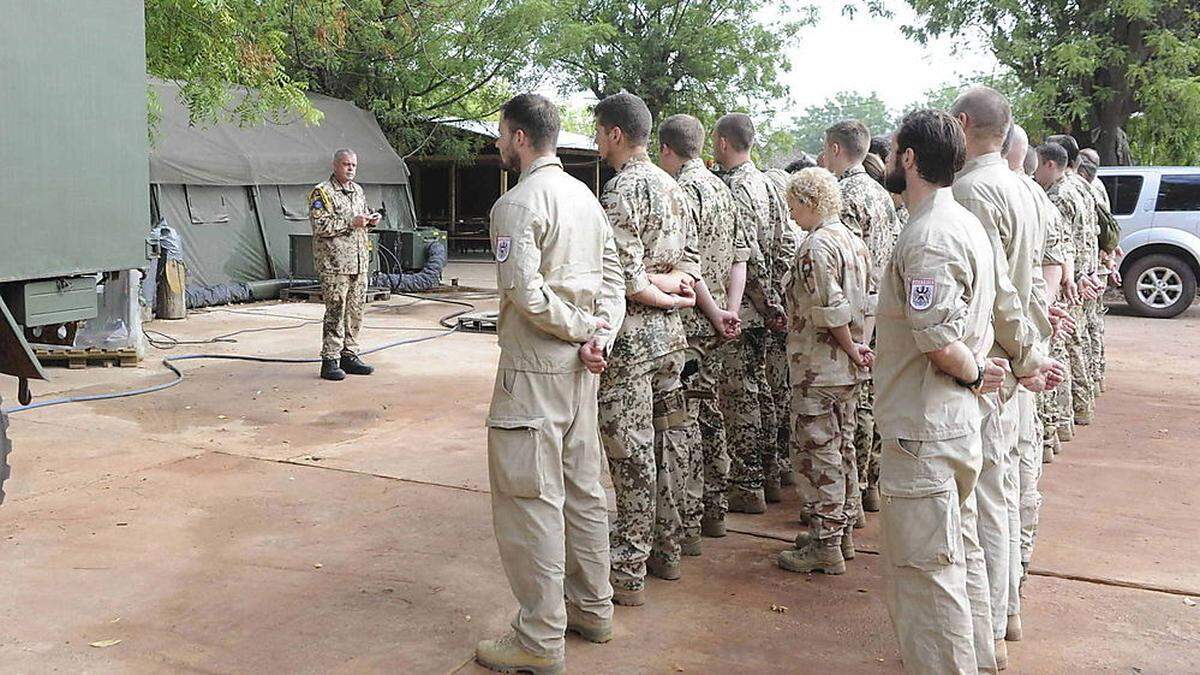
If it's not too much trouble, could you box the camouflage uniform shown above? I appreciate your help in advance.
[676,157,749,534]
[309,177,371,360]
[722,161,788,501]
[837,164,900,495]
[765,168,805,487]
[1079,174,1108,395]
[599,152,701,592]
[786,218,872,543]
[1047,174,1097,424]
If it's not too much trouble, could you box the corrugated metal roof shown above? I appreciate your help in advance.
[433,118,597,153]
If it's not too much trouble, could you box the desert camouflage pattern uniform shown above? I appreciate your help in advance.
[676,157,749,534]
[837,164,900,494]
[764,168,805,486]
[786,218,872,543]
[309,177,371,360]
[1078,174,1107,395]
[722,161,788,499]
[1047,174,1098,424]
[599,152,701,592]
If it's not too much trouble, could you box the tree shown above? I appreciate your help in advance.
[556,0,810,125]
[761,90,893,164]
[899,0,1200,164]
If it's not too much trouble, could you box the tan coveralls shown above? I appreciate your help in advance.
[875,188,1000,674]
[486,155,626,659]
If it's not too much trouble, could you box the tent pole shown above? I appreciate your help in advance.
[248,186,276,279]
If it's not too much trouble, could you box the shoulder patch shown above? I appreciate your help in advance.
[495,235,512,263]
[909,278,935,311]
[309,187,327,212]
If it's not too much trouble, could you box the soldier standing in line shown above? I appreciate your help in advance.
[594,92,702,606]
[474,93,627,675]
[309,148,380,381]
[1076,149,1113,394]
[875,110,1061,673]
[1038,140,1100,428]
[657,114,745,548]
[823,120,900,519]
[765,165,805,496]
[776,167,873,576]
[712,113,788,515]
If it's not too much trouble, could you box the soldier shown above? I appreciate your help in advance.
[1037,140,1100,427]
[775,167,873,576]
[474,94,627,675]
[1076,149,1112,393]
[950,87,1067,663]
[823,120,901,517]
[712,113,788,514]
[875,110,1063,674]
[309,149,380,381]
[1004,123,1074,585]
[594,92,702,605]
[656,113,744,550]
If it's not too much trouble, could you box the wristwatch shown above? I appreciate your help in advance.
[956,360,986,390]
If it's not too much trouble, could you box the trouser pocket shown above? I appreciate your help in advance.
[487,416,545,498]
[880,489,962,570]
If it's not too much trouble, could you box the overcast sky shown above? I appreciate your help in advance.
[773,0,1000,117]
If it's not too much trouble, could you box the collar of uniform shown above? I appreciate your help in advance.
[619,152,652,172]
[1049,173,1069,192]
[907,186,949,221]
[838,164,865,181]
[958,152,1005,177]
[329,175,358,193]
[679,157,706,178]
[812,217,840,232]
[521,154,562,180]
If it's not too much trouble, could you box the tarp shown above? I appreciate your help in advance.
[149,80,409,186]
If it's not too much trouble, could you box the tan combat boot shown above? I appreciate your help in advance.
[680,533,702,556]
[647,555,681,581]
[566,602,613,644]
[777,542,846,575]
[1042,444,1055,463]
[763,476,782,503]
[780,470,796,487]
[794,529,855,560]
[728,488,766,514]
[475,633,565,675]
[611,584,645,607]
[994,637,1009,670]
[862,486,881,512]
[1005,613,1023,641]
[1058,424,1073,443]
[853,503,867,529]
[701,514,726,538]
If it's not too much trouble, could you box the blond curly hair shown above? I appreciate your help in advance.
[786,167,843,221]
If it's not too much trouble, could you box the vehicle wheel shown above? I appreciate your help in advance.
[0,402,10,505]
[1122,254,1197,318]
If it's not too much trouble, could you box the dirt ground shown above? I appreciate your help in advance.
[1,262,1197,674]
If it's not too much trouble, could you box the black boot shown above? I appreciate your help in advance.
[340,353,374,375]
[320,358,346,381]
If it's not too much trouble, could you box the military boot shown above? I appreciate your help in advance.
[994,638,1009,670]
[1058,423,1073,443]
[862,486,881,512]
[647,555,681,581]
[611,584,645,607]
[727,488,766,514]
[777,542,845,575]
[701,514,726,538]
[475,633,564,675]
[794,528,854,560]
[1042,444,1055,463]
[763,476,782,503]
[680,534,702,556]
[566,602,613,644]
[320,358,346,381]
[1005,613,1023,641]
[853,503,867,529]
[780,469,795,487]
[339,353,374,375]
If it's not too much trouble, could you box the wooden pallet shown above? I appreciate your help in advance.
[280,285,392,304]
[34,347,139,369]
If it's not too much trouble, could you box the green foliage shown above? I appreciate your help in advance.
[145,0,322,127]
[556,0,812,125]
[898,0,1200,164]
[759,90,892,163]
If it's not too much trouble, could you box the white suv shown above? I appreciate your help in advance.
[1097,166,1200,318]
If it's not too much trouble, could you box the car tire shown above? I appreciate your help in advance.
[1122,253,1197,318]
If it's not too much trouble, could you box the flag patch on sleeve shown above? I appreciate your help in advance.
[495,235,512,263]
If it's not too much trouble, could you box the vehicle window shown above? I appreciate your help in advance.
[1099,175,1144,216]
[1155,174,1200,212]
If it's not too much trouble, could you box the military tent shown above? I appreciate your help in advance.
[148,80,416,290]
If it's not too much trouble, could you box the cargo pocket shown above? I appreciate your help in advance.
[486,416,545,499]
[879,489,962,570]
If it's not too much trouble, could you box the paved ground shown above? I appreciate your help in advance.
[1,263,1197,674]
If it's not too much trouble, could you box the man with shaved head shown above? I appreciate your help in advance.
[951,85,1066,670]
